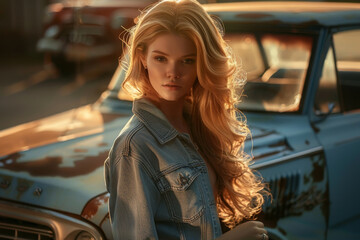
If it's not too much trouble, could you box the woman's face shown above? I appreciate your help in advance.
[142,33,197,102]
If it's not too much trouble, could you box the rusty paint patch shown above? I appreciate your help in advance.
[0,151,109,177]
[305,155,325,184]
[0,153,22,165]
[16,179,34,200]
[74,148,88,153]
[311,154,330,225]
[97,142,108,147]
[260,185,327,229]
[259,153,329,234]
[81,193,109,220]
[0,174,13,190]
[294,186,326,212]
[311,156,325,183]
[253,138,292,160]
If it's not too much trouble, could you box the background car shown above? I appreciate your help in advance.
[1,1,360,239]
[36,0,209,75]
[36,0,158,75]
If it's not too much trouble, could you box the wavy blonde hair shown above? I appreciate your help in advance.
[122,0,266,228]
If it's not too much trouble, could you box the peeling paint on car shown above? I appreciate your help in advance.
[97,142,108,147]
[310,155,325,183]
[258,152,329,238]
[81,193,109,221]
[0,151,108,177]
[0,175,12,190]
[74,148,89,153]
[247,128,292,161]
[16,179,34,200]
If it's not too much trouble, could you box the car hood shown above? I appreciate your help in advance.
[0,104,128,157]
[0,103,132,225]
[247,125,292,161]
[0,103,293,225]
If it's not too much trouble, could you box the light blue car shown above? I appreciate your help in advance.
[1,1,360,239]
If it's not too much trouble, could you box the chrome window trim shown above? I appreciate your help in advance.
[251,146,324,169]
[0,199,103,240]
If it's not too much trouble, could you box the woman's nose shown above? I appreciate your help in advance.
[166,62,180,79]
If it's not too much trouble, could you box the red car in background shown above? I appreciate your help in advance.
[36,0,211,75]
[36,0,156,74]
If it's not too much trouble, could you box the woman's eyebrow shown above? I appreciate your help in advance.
[183,53,197,57]
[151,50,196,57]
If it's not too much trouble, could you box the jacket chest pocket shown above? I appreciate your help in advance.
[156,166,205,223]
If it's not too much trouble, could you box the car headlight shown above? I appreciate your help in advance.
[76,231,96,240]
[45,25,60,38]
[0,200,105,240]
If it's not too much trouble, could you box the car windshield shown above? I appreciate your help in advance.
[227,33,313,112]
[114,33,313,113]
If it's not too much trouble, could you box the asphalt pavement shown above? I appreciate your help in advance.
[0,55,118,130]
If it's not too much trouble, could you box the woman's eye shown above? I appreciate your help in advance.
[183,58,195,64]
[154,56,166,62]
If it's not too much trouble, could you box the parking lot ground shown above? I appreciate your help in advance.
[0,55,117,130]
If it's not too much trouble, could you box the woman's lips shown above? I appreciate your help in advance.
[162,83,181,90]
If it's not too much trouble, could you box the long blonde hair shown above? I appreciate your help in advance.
[122,0,266,228]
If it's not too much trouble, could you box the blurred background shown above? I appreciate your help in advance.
[0,0,359,130]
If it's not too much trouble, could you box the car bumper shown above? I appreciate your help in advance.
[37,37,63,53]
[0,199,104,239]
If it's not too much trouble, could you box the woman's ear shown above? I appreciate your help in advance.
[139,52,147,69]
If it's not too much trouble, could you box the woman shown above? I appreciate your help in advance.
[104,0,268,239]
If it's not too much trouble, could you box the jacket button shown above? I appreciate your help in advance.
[179,174,188,186]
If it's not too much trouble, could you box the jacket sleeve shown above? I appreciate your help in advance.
[105,152,161,240]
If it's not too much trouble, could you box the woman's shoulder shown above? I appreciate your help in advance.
[111,115,157,158]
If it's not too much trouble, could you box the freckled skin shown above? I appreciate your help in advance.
[142,33,197,103]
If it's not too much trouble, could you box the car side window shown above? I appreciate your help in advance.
[314,46,341,115]
[333,29,360,112]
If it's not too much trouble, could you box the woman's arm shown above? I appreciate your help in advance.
[216,221,268,240]
[106,154,161,239]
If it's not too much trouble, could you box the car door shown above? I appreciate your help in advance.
[312,27,360,240]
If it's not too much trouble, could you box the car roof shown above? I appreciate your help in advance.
[203,1,360,28]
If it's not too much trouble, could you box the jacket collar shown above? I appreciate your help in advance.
[133,98,179,144]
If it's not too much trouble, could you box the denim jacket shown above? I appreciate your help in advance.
[104,98,222,239]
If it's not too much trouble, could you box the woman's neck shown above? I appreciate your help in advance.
[145,97,190,134]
